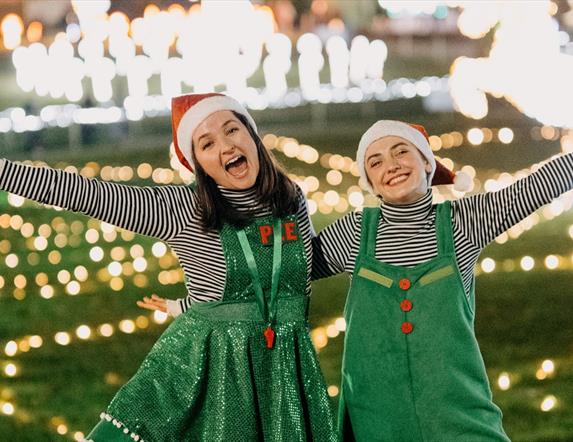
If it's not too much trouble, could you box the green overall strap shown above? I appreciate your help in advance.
[360,207,381,259]
[436,200,454,256]
[236,218,282,348]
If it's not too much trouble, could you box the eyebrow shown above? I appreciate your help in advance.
[366,141,408,163]
[196,119,237,143]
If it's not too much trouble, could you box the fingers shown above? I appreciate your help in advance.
[146,296,166,306]
[136,296,167,312]
[136,300,160,311]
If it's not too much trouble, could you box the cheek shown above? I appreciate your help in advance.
[246,142,260,167]
[195,151,221,176]
[366,168,380,184]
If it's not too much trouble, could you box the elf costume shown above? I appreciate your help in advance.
[312,120,573,441]
[0,94,336,442]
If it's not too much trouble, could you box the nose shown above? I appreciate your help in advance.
[386,156,400,173]
[220,137,235,154]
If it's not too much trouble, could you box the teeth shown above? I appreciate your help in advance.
[388,175,408,186]
[225,156,243,167]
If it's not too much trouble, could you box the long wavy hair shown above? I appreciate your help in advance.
[191,111,299,231]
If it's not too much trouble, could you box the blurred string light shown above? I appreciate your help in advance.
[1,13,24,50]
[497,372,511,390]
[0,395,88,441]
[2,123,571,226]
[5,1,388,108]
[1,312,168,359]
[378,1,449,18]
[450,1,573,128]
[261,127,573,224]
[0,210,181,298]
[541,395,557,412]
[312,313,564,405]
[477,250,573,276]
[0,72,436,134]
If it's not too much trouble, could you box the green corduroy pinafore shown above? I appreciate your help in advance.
[339,202,510,442]
[86,215,336,442]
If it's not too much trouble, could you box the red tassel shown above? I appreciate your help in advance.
[264,326,275,349]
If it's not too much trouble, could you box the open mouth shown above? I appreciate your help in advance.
[387,174,409,186]
[225,155,248,177]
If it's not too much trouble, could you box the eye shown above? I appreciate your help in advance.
[369,159,381,168]
[396,148,408,156]
[201,140,213,150]
[226,126,239,136]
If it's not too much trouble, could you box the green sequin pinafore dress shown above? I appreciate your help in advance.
[86,215,336,442]
[339,203,510,442]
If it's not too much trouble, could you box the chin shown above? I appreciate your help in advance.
[379,190,411,204]
[231,176,257,190]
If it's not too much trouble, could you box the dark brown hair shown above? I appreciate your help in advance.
[192,111,299,231]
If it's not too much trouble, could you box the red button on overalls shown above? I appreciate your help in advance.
[400,299,413,312]
[401,321,413,334]
[399,278,411,290]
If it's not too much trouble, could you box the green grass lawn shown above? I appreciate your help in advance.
[1,133,572,440]
[2,29,572,439]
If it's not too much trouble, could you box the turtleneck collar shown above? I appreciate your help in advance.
[379,190,433,224]
[217,185,271,215]
[218,185,257,201]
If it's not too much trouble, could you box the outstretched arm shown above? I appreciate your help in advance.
[0,159,195,241]
[454,152,573,249]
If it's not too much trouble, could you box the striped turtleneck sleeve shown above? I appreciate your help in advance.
[311,210,362,280]
[453,152,573,249]
[0,160,195,241]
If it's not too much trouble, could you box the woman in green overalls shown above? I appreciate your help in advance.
[312,120,573,441]
[0,94,336,441]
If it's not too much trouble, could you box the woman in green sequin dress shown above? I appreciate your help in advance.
[86,94,336,441]
[0,93,336,442]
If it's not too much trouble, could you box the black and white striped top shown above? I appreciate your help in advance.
[0,159,314,312]
[312,153,573,299]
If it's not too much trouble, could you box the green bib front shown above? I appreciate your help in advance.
[219,214,307,305]
[339,202,510,442]
[87,214,337,442]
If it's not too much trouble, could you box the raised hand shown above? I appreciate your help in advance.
[136,294,167,313]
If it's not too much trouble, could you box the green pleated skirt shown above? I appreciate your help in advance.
[85,297,336,442]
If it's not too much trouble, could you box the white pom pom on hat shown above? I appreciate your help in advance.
[356,120,471,195]
[453,169,473,192]
[171,93,257,172]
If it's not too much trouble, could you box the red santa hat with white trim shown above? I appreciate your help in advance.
[171,93,257,172]
[356,120,471,195]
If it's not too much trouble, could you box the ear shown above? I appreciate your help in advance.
[424,162,432,173]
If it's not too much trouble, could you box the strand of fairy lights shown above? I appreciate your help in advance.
[0,214,182,300]
[2,124,572,246]
[0,216,569,431]
[262,130,573,244]
[0,396,89,441]
[1,310,169,440]
[312,312,566,409]
[2,129,559,398]
[0,1,404,133]
[1,311,168,360]
[0,75,444,135]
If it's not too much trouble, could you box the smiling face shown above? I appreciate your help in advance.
[192,110,260,190]
[364,135,432,204]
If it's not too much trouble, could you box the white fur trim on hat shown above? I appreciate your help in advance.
[356,120,436,195]
[176,95,257,169]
